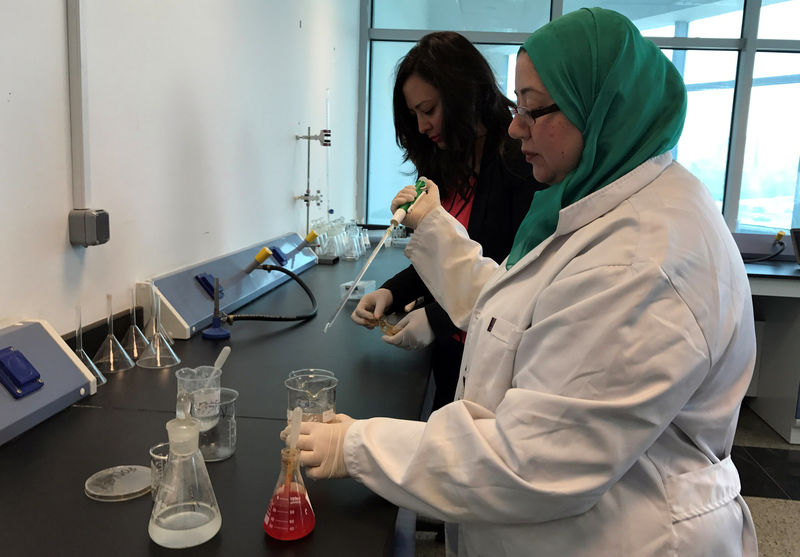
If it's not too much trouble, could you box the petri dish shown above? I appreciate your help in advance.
[84,465,152,502]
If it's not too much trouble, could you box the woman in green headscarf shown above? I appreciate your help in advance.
[294,9,757,556]
[505,6,687,266]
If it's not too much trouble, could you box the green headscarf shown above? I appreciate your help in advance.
[506,8,687,268]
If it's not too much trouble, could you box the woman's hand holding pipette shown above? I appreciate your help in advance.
[351,289,394,328]
[389,178,440,230]
[293,414,355,479]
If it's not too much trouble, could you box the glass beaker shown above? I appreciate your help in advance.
[175,366,221,435]
[287,368,335,379]
[199,387,238,462]
[285,371,337,422]
[263,447,315,540]
[148,416,221,549]
[149,441,169,501]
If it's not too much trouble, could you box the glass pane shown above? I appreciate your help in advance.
[738,52,800,233]
[562,0,743,38]
[372,0,549,33]
[366,41,519,224]
[367,41,415,225]
[666,49,737,208]
[758,0,800,40]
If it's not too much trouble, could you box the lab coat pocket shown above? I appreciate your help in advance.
[663,456,741,522]
[463,315,523,410]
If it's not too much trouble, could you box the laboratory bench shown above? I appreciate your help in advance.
[0,246,431,556]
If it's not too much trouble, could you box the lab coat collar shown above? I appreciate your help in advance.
[503,152,673,271]
[555,152,673,237]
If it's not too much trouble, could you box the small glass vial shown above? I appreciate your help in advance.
[263,447,315,540]
[148,416,221,548]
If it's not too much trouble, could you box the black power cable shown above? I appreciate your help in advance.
[742,231,786,264]
[223,265,317,324]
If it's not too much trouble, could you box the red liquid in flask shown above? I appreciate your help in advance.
[263,483,315,540]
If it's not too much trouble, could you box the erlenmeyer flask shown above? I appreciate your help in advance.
[75,305,106,385]
[138,292,181,369]
[148,413,221,548]
[121,289,149,360]
[263,447,315,540]
[92,294,135,373]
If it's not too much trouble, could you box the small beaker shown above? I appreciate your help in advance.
[149,441,169,500]
[285,370,337,423]
[175,366,222,434]
[263,447,315,540]
[198,388,238,462]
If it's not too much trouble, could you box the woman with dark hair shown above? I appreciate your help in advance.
[352,31,543,411]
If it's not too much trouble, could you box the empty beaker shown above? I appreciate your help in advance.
[148,416,221,549]
[263,447,315,540]
[199,387,238,462]
[285,370,337,422]
[149,441,169,500]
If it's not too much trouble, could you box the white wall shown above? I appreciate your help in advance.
[0,0,360,334]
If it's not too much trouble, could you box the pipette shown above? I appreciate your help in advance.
[214,346,231,371]
[285,407,303,491]
[322,179,428,334]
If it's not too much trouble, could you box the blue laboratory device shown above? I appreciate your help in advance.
[0,320,95,446]
[137,233,317,340]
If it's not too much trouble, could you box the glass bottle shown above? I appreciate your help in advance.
[148,415,221,548]
[263,447,315,540]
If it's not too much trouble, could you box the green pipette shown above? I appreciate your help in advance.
[322,179,428,334]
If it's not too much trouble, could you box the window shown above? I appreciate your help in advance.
[361,0,800,238]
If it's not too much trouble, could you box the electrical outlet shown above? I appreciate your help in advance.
[69,209,110,246]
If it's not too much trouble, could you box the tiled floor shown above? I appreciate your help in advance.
[414,402,800,556]
[734,402,800,557]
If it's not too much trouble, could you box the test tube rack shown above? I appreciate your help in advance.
[138,232,317,340]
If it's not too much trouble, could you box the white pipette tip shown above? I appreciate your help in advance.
[214,346,231,370]
[323,323,331,334]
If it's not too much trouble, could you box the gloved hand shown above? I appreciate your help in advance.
[351,288,394,328]
[295,414,356,479]
[390,177,441,230]
[382,307,435,350]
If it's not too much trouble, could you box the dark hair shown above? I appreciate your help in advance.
[393,31,516,197]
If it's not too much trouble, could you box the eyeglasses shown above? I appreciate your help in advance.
[510,103,560,124]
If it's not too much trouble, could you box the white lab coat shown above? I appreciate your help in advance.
[343,153,758,556]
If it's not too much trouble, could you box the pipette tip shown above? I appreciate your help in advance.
[323,323,331,334]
